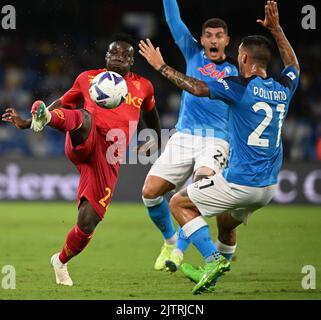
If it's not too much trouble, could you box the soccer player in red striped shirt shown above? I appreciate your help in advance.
[2,34,161,286]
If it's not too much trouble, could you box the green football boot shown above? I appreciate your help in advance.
[154,243,176,271]
[181,263,216,292]
[192,256,231,295]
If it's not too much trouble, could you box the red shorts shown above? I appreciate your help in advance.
[65,115,120,219]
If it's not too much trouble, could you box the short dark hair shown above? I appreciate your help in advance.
[240,35,272,68]
[202,18,228,34]
[108,33,136,51]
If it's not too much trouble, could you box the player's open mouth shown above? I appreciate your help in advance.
[210,47,219,53]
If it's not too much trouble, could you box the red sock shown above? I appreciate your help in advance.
[49,108,83,132]
[59,224,94,264]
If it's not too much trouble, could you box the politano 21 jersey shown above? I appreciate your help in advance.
[206,66,299,187]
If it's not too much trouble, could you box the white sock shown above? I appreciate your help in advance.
[216,239,237,253]
[172,248,184,258]
[165,232,178,245]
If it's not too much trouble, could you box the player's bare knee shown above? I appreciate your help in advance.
[142,177,167,199]
[77,215,100,234]
[142,175,175,199]
[169,193,182,217]
[142,183,160,199]
[77,200,101,234]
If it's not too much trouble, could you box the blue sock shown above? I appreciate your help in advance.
[147,198,176,240]
[176,226,191,254]
[189,226,219,262]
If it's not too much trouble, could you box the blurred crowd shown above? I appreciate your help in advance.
[0,1,320,161]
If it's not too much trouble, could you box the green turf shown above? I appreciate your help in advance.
[0,202,320,300]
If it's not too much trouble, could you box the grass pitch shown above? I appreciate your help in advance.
[0,202,320,300]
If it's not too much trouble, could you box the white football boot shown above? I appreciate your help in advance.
[30,100,51,132]
[50,253,73,286]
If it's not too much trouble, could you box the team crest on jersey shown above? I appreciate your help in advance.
[132,80,141,90]
[223,66,232,74]
[88,75,95,84]
[198,63,226,79]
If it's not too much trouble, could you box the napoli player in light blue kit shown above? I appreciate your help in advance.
[141,0,239,272]
[139,1,300,293]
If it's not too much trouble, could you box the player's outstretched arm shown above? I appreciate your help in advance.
[139,39,209,97]
[1,98,71,129]
[257,0,300,72]
[2,108,31,129]
[163,0,192,44]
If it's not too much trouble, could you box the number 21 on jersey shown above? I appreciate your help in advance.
[247,102,285,148]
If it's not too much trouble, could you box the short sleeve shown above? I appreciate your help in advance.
[60,73,84,109]
[206,77,247,106]
[231,65,239,77]
[141,80,156,111]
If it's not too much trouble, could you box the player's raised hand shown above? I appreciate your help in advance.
[257,1,280,31]
[139,39,165,70]
[1,108,31,129]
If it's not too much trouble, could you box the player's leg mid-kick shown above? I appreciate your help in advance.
[2,34,161,287]
[32,102,102,286]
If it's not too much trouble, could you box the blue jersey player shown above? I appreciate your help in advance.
[139,1,299,293]
[141,0,238,272]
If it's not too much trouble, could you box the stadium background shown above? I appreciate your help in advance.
[0,0,320,204]
[0,0,320,302]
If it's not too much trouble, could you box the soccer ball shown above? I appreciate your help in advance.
[89,71,128,109]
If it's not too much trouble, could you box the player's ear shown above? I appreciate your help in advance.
[243,53,248,65]
[225,35,230,46]
[130,56,134,66]
[200,35,205,47]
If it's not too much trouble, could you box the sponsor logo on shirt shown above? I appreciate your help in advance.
[218,79,230,90]
[125,92,143,108]
[88,75,95,83]
[198,63,226,79]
